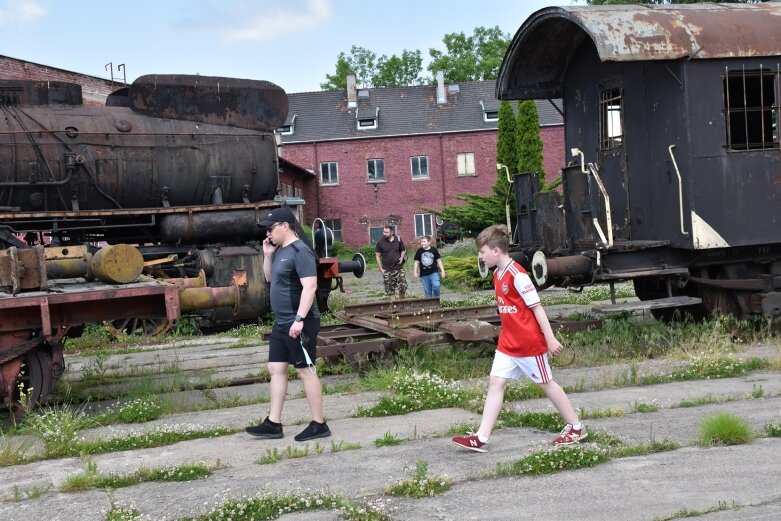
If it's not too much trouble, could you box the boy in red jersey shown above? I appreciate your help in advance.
[452,225,585,452]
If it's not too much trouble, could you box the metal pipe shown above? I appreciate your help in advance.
[179,284,238,312]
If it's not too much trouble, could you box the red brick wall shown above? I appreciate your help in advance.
[281,125,564,246]
[0,56,116,105]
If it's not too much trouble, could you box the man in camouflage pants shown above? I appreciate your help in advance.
[374,225,408,299]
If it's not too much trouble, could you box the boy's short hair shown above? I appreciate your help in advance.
[476,224,510,253]
[420,235,431,241]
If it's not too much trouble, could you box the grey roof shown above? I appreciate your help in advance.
[279,80,562,144]
[498,2,781,100]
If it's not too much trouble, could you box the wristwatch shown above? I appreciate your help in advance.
[294,314,303,323]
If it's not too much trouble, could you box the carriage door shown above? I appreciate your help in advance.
[595,82,631,242]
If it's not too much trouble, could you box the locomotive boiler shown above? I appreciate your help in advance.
[0,74,363,411]
[497,3,781,320]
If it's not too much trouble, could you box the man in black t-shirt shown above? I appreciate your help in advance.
[374,225,408,299]
[245,206,331,442]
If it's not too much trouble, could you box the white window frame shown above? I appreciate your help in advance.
[320,162,339,185]
[456,152,476,176]
[367,158,385,182]
[414,213,434,238]
[411,156,429,179]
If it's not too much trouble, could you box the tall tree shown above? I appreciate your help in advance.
[321,46,423,90]
[375,50,423,88]
[427,26,511,83]
[494,101,518,204]
[516,100,545,190]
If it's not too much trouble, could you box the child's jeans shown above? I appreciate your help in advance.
[420,272,441,297]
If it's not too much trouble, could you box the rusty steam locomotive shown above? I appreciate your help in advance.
[498,3,781,320]
[0,75,360,410]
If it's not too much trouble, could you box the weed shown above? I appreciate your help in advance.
[104,503,142,521]
[674,395,719,408]
[354,370,467,417]
[503,381,546,401]
[62,461,213,492]
[651,501,735,521]
[496,446,609,476]
[283,444,312,459]
[632,401,660,413]
[23,402,96,457]
[255,448,281,465]
[0,433,33,466]
[699,412,753,446]
[579,407,625,419]
[374,431,403,447]
[94,396,165,425]
[765,423,781,437]
[751,384,764,398]
[330,440,361,452]
[609,439,680,458]
[385,460,452,498]
[186,492,393,521]
[498,410,563,432]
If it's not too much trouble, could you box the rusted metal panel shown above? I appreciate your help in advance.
[129,75,289,132]
[498,3,781,99]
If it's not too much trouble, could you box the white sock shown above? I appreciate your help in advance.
[572,422,583,431]
[477,433,489,443]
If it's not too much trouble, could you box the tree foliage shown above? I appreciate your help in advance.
[320,46,423,91]
[516,100,545,190]
[427,26,511,83]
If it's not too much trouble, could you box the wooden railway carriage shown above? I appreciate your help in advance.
[497,2,781,319]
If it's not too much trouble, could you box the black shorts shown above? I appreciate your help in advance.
[268,318,320,369]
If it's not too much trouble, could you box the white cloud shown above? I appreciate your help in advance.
[0,0,46,25]
[222,0,332,42]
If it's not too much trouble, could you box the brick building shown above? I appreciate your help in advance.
[279,74,564,247]
[0,55,119,105]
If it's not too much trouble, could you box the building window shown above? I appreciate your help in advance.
[367,158,385,182]
[324,219,342,242]
[369,226,385,244]
[320,162,338,185]
[456,152,475,176]
[599,87,623,150]
[411,156,429,179]
[414,213,434,238]
[724,67,779,151]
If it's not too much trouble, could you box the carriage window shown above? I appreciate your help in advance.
[723,68,779,151]
[599,88,623,150]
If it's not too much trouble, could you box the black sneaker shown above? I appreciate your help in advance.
[294,421,331,442]
[245,417,283,439]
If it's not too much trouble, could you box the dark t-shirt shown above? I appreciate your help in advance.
[375,236,405,271]
[414,246,441,277]
[269,239,320,324]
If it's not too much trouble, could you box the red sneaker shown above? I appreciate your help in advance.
[452,432,488,453]
[553,424,587,446]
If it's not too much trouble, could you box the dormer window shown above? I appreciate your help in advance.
[275,114,297,136]
[356,106,379,130]
[479,100,499,122]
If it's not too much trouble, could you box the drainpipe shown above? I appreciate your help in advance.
[438,133,446,207]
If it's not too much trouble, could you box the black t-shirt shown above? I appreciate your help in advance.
[269,239,319,324]
[414,246,441,276]
[375,236,405,270]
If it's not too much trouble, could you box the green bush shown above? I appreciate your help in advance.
[442,256,493,290]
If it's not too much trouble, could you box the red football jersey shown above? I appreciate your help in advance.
[493,261,547,357]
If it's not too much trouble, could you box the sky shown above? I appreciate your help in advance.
[0,0,584,94]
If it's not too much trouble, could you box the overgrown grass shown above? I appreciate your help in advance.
[651,501,735,521]
[0,433,33,466]
[354,370,473,417]
[498,410,563,432]
[765,423,781,437]
[698,412,753,446]
[385,460,452,498]
[179,492,393,521]
[496,445,609,476]
[60,460,215,492]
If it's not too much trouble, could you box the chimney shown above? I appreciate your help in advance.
[436,70,446,104]
[347,73,357,108]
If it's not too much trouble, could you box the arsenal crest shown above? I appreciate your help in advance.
[501,282,509,294]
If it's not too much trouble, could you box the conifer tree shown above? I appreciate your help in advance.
[516,100,545,190]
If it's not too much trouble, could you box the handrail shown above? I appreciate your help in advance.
[667,145,688,236]
[587,162,613,249]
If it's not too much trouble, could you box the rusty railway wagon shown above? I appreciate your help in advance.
[0,75,362,410]
[498,2,781,320]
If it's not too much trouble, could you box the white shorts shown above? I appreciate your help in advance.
[490,350,552,384]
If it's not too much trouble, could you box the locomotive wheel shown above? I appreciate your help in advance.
[633,278,707,322]
[7,348,51,416]
[104,317,173,338]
